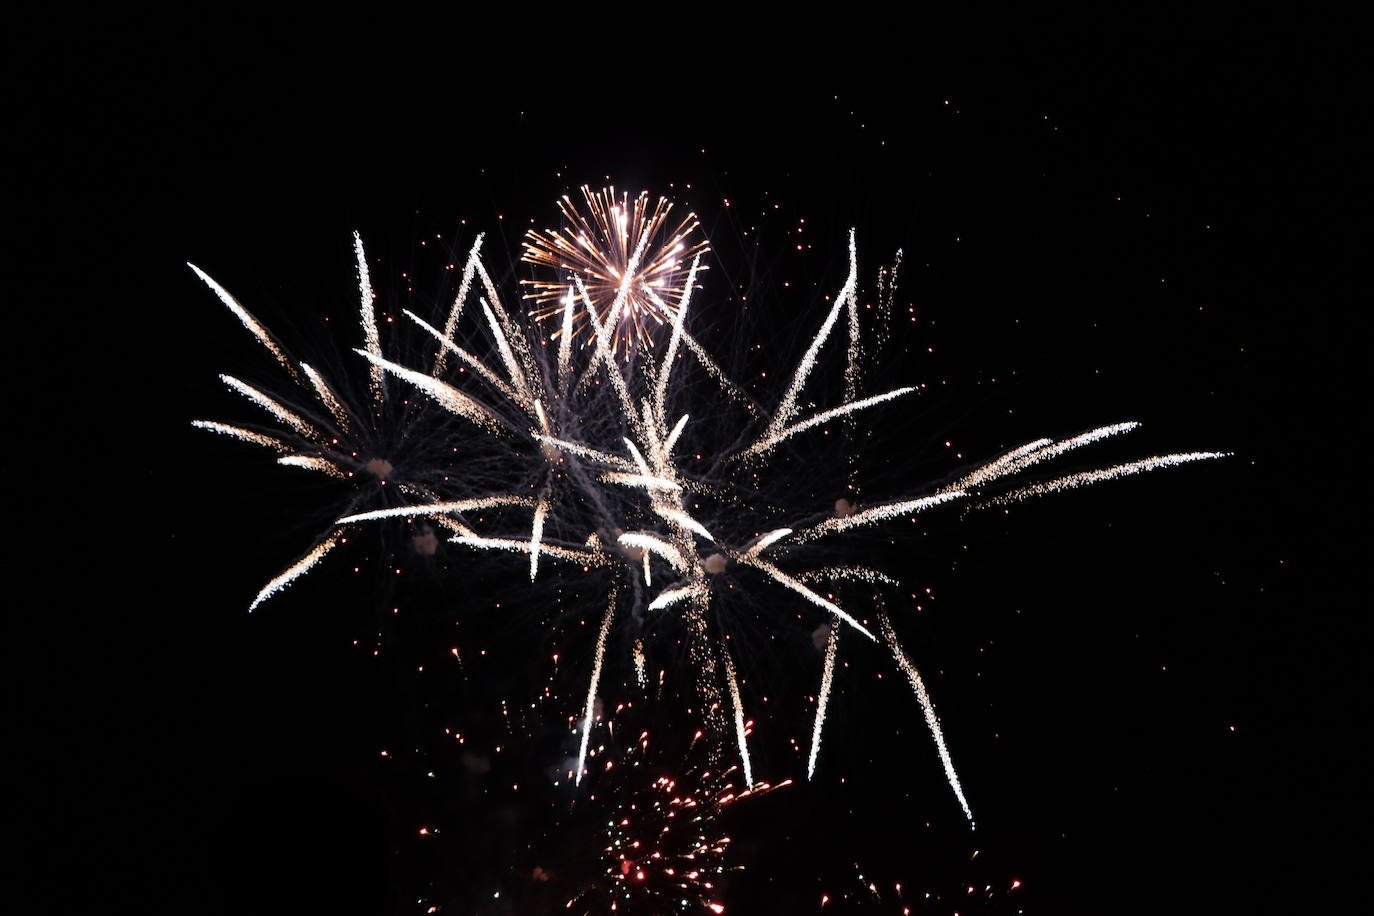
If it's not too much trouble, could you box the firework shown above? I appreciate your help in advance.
[521,185,710,355]
[561,728,791,915]
[188,234,524,610]
[196,196,1227,837]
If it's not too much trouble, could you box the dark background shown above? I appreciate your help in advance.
[14,13,1363,915]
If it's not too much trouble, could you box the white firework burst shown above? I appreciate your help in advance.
[195,203,1226,827]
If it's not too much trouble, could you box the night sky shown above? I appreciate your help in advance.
[16,14,1363,915]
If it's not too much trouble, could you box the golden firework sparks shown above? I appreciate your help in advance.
[521,185,709,355]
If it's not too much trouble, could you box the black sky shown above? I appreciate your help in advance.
[15,13,1364,915]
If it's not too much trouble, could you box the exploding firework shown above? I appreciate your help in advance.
[521,185,710,355]
[195,194,1226,851]
[189,233,516,610]
[554,727,790,915]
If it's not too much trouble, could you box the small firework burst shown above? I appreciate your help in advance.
[563,729,789,915]
[522,185,709,355]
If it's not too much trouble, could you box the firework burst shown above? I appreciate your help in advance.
[189,233,521,610]
[521,185,710,355]
[567,730,791,915]
[196,195,1226,840]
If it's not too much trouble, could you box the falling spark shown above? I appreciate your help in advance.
[741,528,793,560]
[577,589,617,785]
[796,491,966,542]
[949,437,1054,490]
[618,532,690,572]
[653,507,715,543]
[299,363,350,431]
[187,263,297,379]
[277,455,346,478]
[248,531,344,612]
[741,557,876,641]
[722,645,753,786]
[479,297,529,394]
[353,232,384,403]
[599,472,684,493]
[993,452,1230,503]
[529,491,549,581]
[476,259,544,400]
[880,612,974,826]
[684,332,758,415]
[661,413,690,459]
[448,534,602,565]
[808,619,840,780]
[622,437,653,476]
[764,230,857,441]
[533,399,551,436]
[432,234,483,376]
[533,434,638,470]
[191,420,287,452]
[653,255,703,422]
[353,349,503,432]
[647,586,698,611]
[953,422,1140,490]
[404,308,521,403]
[337,496,535,525]
[556,289,575,388]
[219,375,319,439]
[800,566,901,588]
[743,387,917,457]
[578,277,646,440]
[1016,421,1141,469]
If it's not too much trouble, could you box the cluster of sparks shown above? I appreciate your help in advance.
[522,186,709,355]
[567,730,790,914]
[194,188,1225,904]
